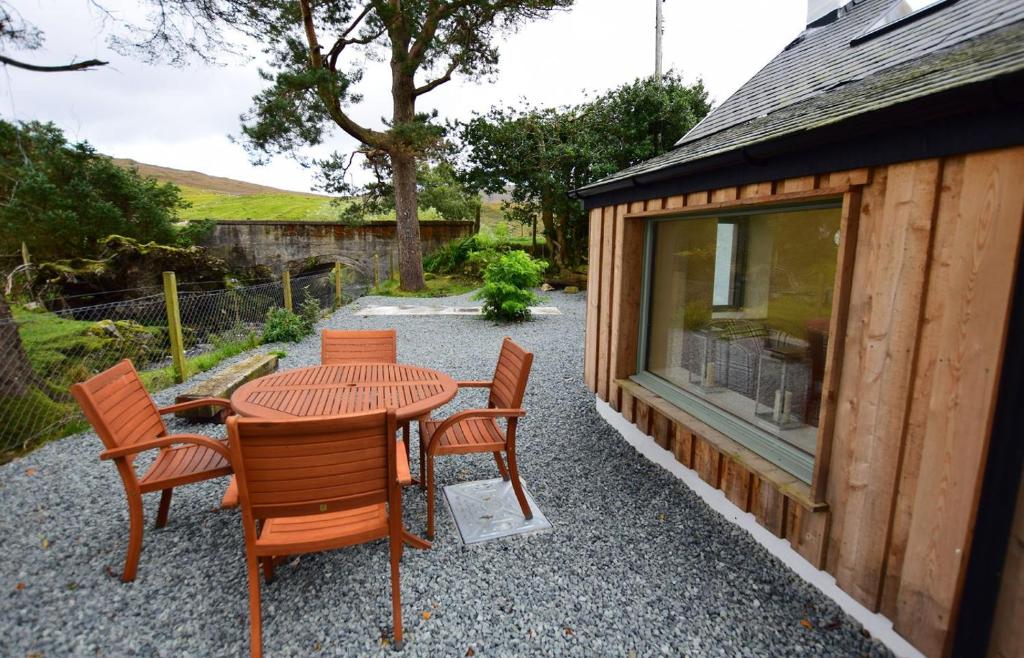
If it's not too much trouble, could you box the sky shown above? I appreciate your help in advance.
[2,0,808,193]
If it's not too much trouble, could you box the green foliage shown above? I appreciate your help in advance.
[0,120,187,261]
[298,293,322,331]
[371,274,478,298]
[474,250,548,322]
[174,218,217,246]
[424,225,519,276]
[458,72,711,267]
[262,307,309,343]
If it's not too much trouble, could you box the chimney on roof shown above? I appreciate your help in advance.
[806,0,853,27]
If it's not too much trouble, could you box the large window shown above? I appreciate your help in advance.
[636,203,842,483]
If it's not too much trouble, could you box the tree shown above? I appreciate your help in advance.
[458,72,711,266]
[0,2,107,72]
[124,1,572,290]
[0,120,186,262]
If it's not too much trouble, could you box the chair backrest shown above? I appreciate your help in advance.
[69,359,166,461]
[321,329,397,365]
[488,338,534,410]
[227,409,398,521]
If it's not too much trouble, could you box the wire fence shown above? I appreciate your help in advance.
[0,269,365,460]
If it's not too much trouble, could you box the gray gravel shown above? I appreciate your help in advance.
[0,291,892,657]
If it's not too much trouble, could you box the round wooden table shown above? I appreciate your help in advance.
[231,363,459,422]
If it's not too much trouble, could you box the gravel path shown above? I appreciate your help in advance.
[0,291,892,657]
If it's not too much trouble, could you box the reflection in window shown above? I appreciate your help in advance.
[645,207,841,460]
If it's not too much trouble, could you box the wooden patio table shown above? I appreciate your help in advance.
[222,363,459,549]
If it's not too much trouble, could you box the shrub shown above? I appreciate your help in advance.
[298,293,322,332]
[474,250,548,322]
[262,307,309,343]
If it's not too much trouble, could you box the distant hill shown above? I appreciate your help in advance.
[112,158,328,198]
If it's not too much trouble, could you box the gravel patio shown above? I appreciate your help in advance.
[0,291,892,657]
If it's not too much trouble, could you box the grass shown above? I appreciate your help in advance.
[369,274,479,298]
[139,333,262,392]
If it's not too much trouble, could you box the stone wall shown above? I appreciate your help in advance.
[201,220,474,280]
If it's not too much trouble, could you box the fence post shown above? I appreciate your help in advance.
[162,271,187,383]
[373,254,380,288]
[388,248,395,281]
[21,242,30,268]
[334,262,344,309]
[282,270,293,312]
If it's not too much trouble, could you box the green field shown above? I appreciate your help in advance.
[178,186,343,221]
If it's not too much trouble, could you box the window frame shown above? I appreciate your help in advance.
[633,199,844,484]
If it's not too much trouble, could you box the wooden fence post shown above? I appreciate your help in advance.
[334,262,344,309]
[282,270,293,312]
[373,254,380,288]
[162,271,187,383]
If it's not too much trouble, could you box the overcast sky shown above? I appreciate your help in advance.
[2,0,807,193]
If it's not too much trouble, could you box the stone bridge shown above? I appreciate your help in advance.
[200,220,474,281]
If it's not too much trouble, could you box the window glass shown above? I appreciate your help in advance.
[645,206,841,459]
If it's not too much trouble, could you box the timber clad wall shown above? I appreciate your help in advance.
[584,145,1024,658]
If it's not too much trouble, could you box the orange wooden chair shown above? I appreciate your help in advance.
[418,337,534,539]
[69,359,234,582]
[321,328,397,365]
[227,409,418,657]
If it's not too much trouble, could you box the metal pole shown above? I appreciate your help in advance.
[655,0,664,83]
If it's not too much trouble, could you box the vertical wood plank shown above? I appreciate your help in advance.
[596,206,619,401]
[881,156,965,618]
[634,399,651,436]
[685,191,709,206]
[671,423,694,468]
[665,195,685,209]
[651,410,670,449]
[621,389,636,422]
[753,478,788,538]
[711,187,739,203]
[827,160,942,609]
[584,208,603,393]
[694,437,722,488]
[891,147,1024,657]
[739,181,774,199]
[723,459,753,512]
[788,504,830,569]
[609,205,646,409]
[812,188,864,501]
[781,175,817,193]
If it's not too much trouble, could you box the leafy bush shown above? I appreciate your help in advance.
[174,218,216,247]
[424,235,479,274]
[262,307,309,343]
[425,225,517,276]
[474,250,548,322]
[299,293,322,331]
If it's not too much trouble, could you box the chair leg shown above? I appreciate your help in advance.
[493,452,510,481]
[122,492,144,582]
[155,488,173,529]
[419,433,427,491]
[246,554,263,658]
[389,536,404,650]
[505,448,533,521]
[426,456,435,540]
[261,556,275,584]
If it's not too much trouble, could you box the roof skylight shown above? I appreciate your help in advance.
[853,0,956,44]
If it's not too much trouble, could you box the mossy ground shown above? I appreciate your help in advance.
[369,274,479,298]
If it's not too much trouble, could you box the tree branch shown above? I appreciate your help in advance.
[0,54,107,72]
[413,57,458,97]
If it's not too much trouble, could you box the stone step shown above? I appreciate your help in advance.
[174,353,279,422]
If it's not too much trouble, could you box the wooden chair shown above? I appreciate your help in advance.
[69,359,234,582]
[321,328,397,365]
[227,410,416,658]
[418,337,534,539]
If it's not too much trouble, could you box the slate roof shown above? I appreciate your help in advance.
[576,0,1024,196]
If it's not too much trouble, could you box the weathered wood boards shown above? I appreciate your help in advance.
[585,148,1024,658]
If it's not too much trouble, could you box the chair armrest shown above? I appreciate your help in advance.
[395,440,412,486]
[158,398,234,416]
[456,380,492,388]
[100,434,231,461]
[426,408,526,454]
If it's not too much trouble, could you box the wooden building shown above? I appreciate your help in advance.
[573,1,1024,656]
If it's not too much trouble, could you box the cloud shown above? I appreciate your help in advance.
[1,0,805,192]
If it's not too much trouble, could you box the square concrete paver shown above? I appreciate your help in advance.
[443,477,552,545]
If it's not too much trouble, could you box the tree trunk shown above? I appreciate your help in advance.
[532,214,538,252]
[474,204,481,234]
[540,205,562,269]
[0,291,34,398]
[390,75,426,291]
[391,150,426,290]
